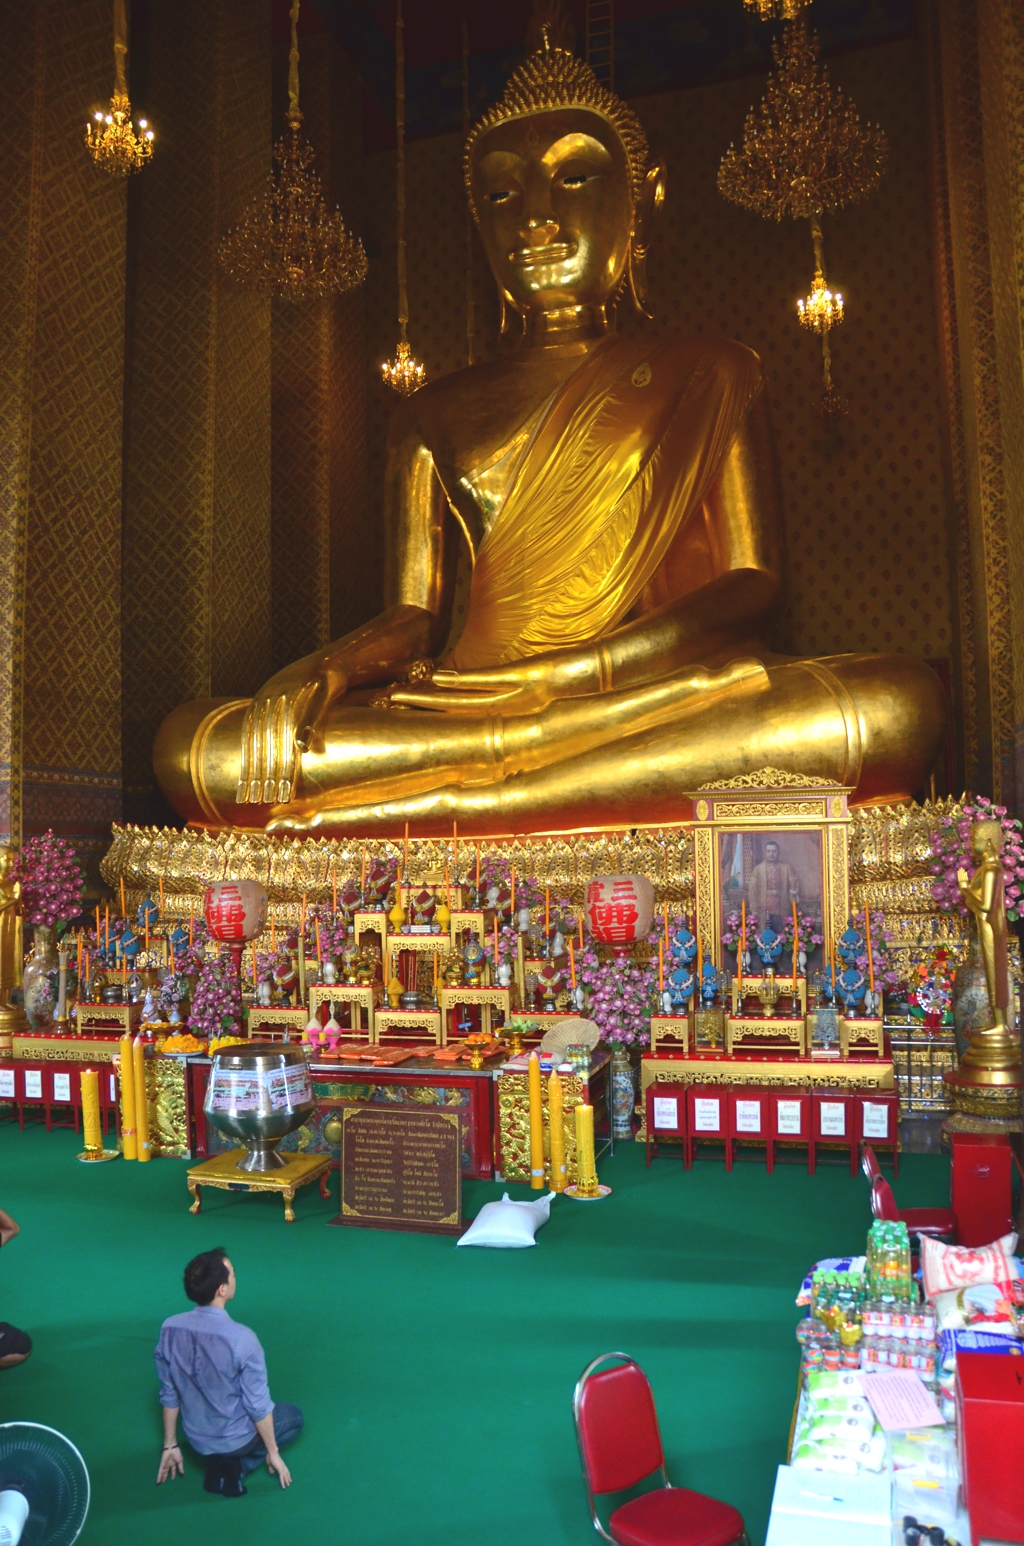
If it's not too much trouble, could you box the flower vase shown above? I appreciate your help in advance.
[22,924,59,1028]
[610,1043,636,1140]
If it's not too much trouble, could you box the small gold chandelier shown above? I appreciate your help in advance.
[382,0,426,394]
[219,0,367,302]
[85,0,153,177]
[718,20,886,417]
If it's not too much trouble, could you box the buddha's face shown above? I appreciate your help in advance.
[470,108,634,317]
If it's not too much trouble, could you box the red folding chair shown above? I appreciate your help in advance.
[860,1142,882,1183]
[870,1174,956,1241]
[573,1353,748,1546]
[853,1093,899,1176]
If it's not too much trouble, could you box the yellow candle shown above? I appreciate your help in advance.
[188,899,194,947]
[95,904,101,947]
[81,1067,102,1152]
[658,940,664,991]
[569,938,576,988]
[119,1033,137,1160]
[453,821,458,871]
[548,1070,567,1192]
[663,901,669,949]
[865,903,875,993]
[404,821,409,869]
[740,898,746,958]
[792,898,799,981]
[575,1102,598,1192]
[475,842,480,887]
[315,917,322,962]
[493,916,499,974]
[133,1036,151,1161]
[144,916,149,953]
[332,863,338,914]
[76,931,83,982]
[510,866,515,916]
[105,905,110,950]
[528,1051,545,1190]
[697,930,703,980]
[545,886,550,935]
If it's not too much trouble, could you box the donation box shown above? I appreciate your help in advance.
[950,1132,1013,1247]
[956,1351,1024,1546]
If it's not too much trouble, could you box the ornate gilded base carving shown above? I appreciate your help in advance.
[943,1066,1022,1124]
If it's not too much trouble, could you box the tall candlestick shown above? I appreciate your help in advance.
[315,917,322,962]
[658,940,664,992]
[569,938,576,989]
[119,1033,137,1159]
[493,916,499,972]
[133,1036,151,1161]
[663,901,670,950]
[332,863,338,914]
[76,931,83,983]
[865,903,875,993]
[510,865,515,917]
[740,899,746,979]
[578,911,584,950]
[144,916,149,954]
[545,887,550,936]
[528,1052,545,1189]
[57,950,68,1023]
[404,821,409,870]
[80,1067,102,1153]
[574,1103,599,1196]
[697,930,703,983]
[453,821,458,872]
[475,842,480,888]
[792,898,799,982]
[548,1070,567,1192]
[120,877,126,917]
[84,948,91,986]
[516,932,526,1011]
[188,899,193,947]
[298,896,308,1007]
[95,905,101,949]
[105,905,110,951]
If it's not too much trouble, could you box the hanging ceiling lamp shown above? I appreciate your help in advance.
[381,0,426,394]
[219,0,367,302]
[743,0,812,19]
[85,0,154,176]
[718,19,887,417]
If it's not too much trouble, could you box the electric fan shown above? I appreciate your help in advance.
[0,1425,89,1545]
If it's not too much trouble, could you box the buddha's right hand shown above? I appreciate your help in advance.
[237,655,348,805]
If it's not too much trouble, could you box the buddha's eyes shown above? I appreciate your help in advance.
[560,173,588,187]
[487,189,515,203]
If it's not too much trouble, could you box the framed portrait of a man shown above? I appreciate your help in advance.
[689,771,853,970]
[719,829,825,967]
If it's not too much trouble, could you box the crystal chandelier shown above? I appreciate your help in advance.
[744,0,812,18]
[85,0,154,177]
[719,20,887,417]
[219,0,367,303]
[382,0,426,394]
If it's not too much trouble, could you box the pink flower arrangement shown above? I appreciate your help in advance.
[931,798,1024,922]
[14,830,84,929]
[779,911,825,949]
[578,933,658,1047]
[188,953,242,1039]
[721,909,758,951]
[848,908,901,993]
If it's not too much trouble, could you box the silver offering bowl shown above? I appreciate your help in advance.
[204,1043,315,1172]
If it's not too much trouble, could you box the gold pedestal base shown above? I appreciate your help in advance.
[943,1066,1022,1128]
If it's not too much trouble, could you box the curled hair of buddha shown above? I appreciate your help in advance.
[464,32,650,212]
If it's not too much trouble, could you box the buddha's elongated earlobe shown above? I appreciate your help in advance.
[627,161,667,318]
[497,281,522,337]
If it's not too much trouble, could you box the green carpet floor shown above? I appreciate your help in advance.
[0,1120,949,1545]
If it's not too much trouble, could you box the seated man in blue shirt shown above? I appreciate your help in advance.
[154,1247,303,1498]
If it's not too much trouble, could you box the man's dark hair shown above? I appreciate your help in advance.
[184,1247,230,1306]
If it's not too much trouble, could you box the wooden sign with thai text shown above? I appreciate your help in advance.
[333,1105,462,1235]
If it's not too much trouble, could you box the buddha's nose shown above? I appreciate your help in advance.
[520,216,560,247]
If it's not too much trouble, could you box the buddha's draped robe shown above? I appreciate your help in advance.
[445,333,763,671]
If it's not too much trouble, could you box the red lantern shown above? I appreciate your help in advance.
[204,881,267,1001]
[585,875,655,948]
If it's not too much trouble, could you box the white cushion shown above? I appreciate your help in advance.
[457,1192,556,1249]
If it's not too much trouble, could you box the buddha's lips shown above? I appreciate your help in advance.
[509,241,577,267]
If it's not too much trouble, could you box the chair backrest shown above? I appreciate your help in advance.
[861,1142,882,1183]
[871,1174,899,1221]
[574,1354,665,1497]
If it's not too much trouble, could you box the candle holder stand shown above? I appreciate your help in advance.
[76,1146,120,1163]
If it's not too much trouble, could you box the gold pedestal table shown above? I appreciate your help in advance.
[187,1148,332,1223]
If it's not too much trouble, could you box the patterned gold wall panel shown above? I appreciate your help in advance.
[121,0,272,824]
[0,0,126,871]
[0,2,40,844]
[931,0,1014,801]
[975,0,1024,809]
[270,34,369,669]
[362,37,956,680]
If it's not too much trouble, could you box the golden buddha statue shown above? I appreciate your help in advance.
[0,846,29,1035]
[946,820,1020,1110]
[155,34,945,837]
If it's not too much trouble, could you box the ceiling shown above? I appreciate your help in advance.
[274,0,915,149]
